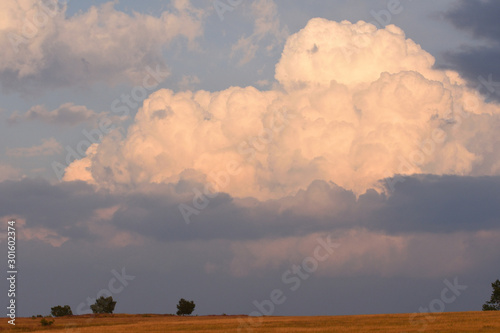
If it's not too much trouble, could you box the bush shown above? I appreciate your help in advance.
[90,296,117,314]
[40,318,54,326]
[51,305,73,317]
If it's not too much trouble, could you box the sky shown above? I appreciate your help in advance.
[1,0,500,323]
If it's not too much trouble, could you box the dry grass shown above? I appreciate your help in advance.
[1,311,499,332]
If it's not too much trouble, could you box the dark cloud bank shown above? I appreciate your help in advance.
[441,0,500,101]
[2,175,498,241]
[1,175,499,317]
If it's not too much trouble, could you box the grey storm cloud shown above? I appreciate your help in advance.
[2,175,499,244]
[441,0,500,101]
[0,179,117,239]
[110,176,500,242]
[444,0,500,40]
[2,176,500,318]
[363,175,500,234]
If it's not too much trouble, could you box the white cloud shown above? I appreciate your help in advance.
[64,19,500,200]
[62,143,98,184]
[0,0,204,90]
[274,19,437,90]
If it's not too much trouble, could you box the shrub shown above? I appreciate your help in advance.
[90,296,117,314]
[40,318,54,326]
[51,305,73,317]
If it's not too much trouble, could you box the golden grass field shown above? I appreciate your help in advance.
[1,311,499,332]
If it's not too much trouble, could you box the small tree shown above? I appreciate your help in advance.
[176,298,195,316]
[90,296,117,314]
[482,279,500,311]
[51,305,73,317]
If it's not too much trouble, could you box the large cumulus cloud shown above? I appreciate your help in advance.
[64,18,500,199]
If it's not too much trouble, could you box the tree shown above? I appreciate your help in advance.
[482,279,500,311]
[90,296,117,314]
[51,305,73,317]
[176,298,195,316]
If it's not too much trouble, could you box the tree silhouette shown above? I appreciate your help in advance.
[176,298,196,316]
[482,279,500,311]
[51,305,73,317]
[90,296,117,314]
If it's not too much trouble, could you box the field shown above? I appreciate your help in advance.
[1,311,499,332]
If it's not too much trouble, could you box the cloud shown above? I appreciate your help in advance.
[7,137,62,157]
[98,176,500,245]
[1,175,499,315]
[1,175,500,278]
[64,19,500,199]
[0,163,22,181]
[4,11,500,319]
[227,229,499,279]
[442,0,500,100]
[274,19,437,89]
[255,79,270,87]
[231,0,288,65]
[177,74,201,91]
[444,0,500,40]
[0,0,204,92]
[0,178,116,241]
[365,175,500,234]
[7,103,100,126]
[0,215,69,247]
[7,175,499,245]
